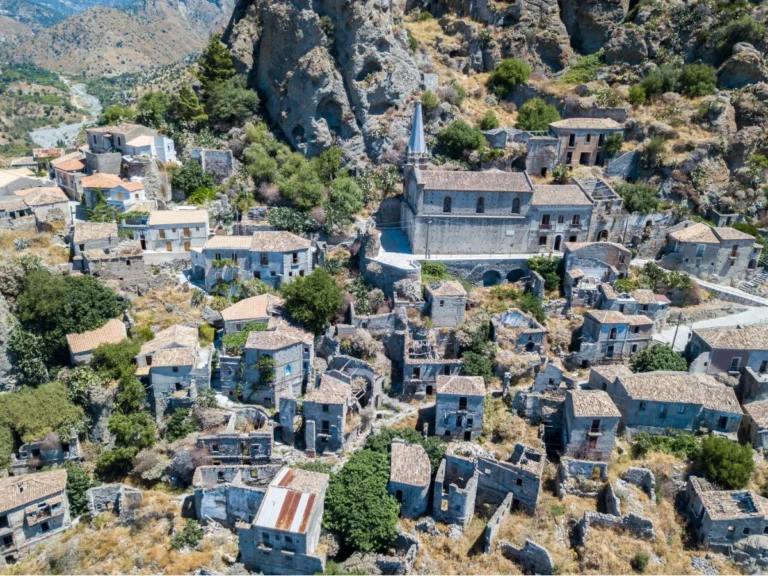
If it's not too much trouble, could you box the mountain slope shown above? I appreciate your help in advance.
[14,0,233,76]
[0,0,135,30]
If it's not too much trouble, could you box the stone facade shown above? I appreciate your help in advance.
[10,432,80,476]
[147,210,209,253]
[303,373,349,455]
[189,148,234,184]
[435,375,485,441]
[687,324,768,377]
[402,324,463,398]
[491,308,547,353]
[549,118,624,167]
[743,400,768,451]
[387,440,431,518]
[425,281,467,328]
[433,454,478,530]
[579,310,653,363]
[86,484,143,519]
[555,458,608,499]
[477,444,545,515]
[598,285,671,325]
[563,241,631,307]
[562,390,620,461]
[196,411,273,465]
[82,242,145,281]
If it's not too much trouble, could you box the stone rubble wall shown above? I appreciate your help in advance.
[499,540,555,575]
[484,492,514,554]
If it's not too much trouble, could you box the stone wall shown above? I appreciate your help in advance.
[189,148,235,184]
[624,467,656,498]
[377,196,402,224]
[484,492,513,554]
[555,458,607,499]
[85,151,122,176]
[499,540,554,575]
[605,150,639,180]
[574,511,656,546]
[86,484,143,519]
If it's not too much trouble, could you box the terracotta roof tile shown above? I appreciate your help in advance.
[151,347,197,367]
[669,222,720,244]
[305,373,349,405]
[618,371,741,413]
[389,441,430,487]
[693,324,768,351]
[139,324,198,356]
[630,289,657,304]
[569,389,621,418]
[245,330,302,351]
[416,168,532,193]
[53,159,85,172]
[586,310,628,324]
[550,118,623,129]
[0,469,67,514]
[251,231,311,252]
[221,295,274,322]
[67,318,126,354]
[426,280,467,297]
[713,227,755,241]
[532,185,592,206]
[436,374,485,396]
[148,210,209,226]
[81,173,124,189]
[73,222,118,244]
[203,235,253,250]
[744,400,768,428]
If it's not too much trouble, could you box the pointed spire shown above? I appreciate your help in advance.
[408,100,427,161]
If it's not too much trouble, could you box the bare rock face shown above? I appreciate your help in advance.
[0,294,17,392]
[718,43,768,90]
[604,25,648,65]
[223,0,421,162]
[560,0,629,55]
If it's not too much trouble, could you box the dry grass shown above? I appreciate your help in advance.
[132,287,203,330]
[0,230,69,266]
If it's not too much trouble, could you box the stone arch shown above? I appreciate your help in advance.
[507,269,525,282]
[597,229,609,241]
[482,269,503,287]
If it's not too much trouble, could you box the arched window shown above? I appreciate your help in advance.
[512,198,520,214]
[443,197,452,213]
[476,197,485,214]
[609,328,618,340]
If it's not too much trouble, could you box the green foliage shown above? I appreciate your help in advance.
[188,187,217,205]
[172,84,208,125]
[17,270,123,367]
[315,147,345,184]
[207,76,260,125]
[527,256,562,291]
[278,153,326,210]
[560,51,605,85]
[421,261,453,284]
[9,327,49,386]
[0,382,84,468]
[615,182,660,214]
[628,85,647,106]
[165,409,199,442]
[326,177,363,231]
[109,412,156,449]
[637,262,698,306]
[603,133,624,157]
[551,164,571,185]
[325,561,367,575]
[594,86,622,107]
[198,324,215,344]
[421,91,439,113]
[479,110,499,130]
[221,322,267,352]
[678,64,717,97]
[100,104,136,126]
[267,207,319,235]
[631,552,649,573]
[256,355,276,387]
[170,519,204,550]
[614,278,637,293]
[407,30,418,52]
[136,91,170,128]
[171,160,215,198]
[115,377,148,415]
[487,58,531,98]
[63,463,92,517]
[461,350,494,383]
[731,221,759,237]
[697,435,754,489]
[64,365,107,408]
[92,339,140,383]
[281,268,344,333]
[364,426,446,473]
[197,388,218,409]
[515,98,561,131]
[95,447,138,481]
[630,344,688,373]
[520,292,546,323]
[631,432,700,459]
[294,461,335,475]
[324,449,400,552]
[197,35,236,95]
[435,120,485,160]
[640,65,681,98]
[714,16,766,59]
[417,10,433,21]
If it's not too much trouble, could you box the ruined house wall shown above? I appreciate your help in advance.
[477,456,541,514]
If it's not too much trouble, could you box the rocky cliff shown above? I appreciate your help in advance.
[223,0,423,162]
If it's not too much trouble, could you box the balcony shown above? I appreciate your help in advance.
[539,223,551,230]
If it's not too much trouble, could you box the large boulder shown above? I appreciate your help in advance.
[500,0,572,71]
[560,0,629,55]
[604,25,648,65]
[223,0,421,163]
[718,43,768,90]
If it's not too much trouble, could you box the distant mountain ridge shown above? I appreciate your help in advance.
[0,0,135,30]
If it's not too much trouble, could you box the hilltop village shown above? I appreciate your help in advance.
[6,2,768,575]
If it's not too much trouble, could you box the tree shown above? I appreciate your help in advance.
[487,58,531,98]
[678,64,717,97]
[520,292,546,323]
[603,133,623,157]
[115,377,148,414]
[479,110,499,130]
[197,35,236,95]
[100,104,136,125]
[640,65,680,98]
[314,147,344,184]
[108,412,156,449]
[172,84,208,126]
[461,350,493,383]
[435,120,485,160]
[629,345,688,373]
[170,519,204,550]
[95,447,138,481]
[92,339,141,382]
[63,462,92,517]
[628,85,647,106]
[136,91,170,128]
[551,164,571,184]
[278,154,326,209]
[614,278,637,293]
[421,91,439,113]
[697,435,754,489]
[364,426,446,473]
[615,182,660,214]
[527,256,562,291]
[207,76,260,125]
[171,160,214,198]
[165,409,199,442]
[327,177,363,227]
[8,327,49,385]
[282,268,343,333]
[324,450,400,552]
[714,16,766,59]
[64,365,107,408]
[515,98,561,131]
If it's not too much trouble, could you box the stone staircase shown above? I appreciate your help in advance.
[740,268,768,295]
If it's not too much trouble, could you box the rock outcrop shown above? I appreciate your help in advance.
[0,294,17,392]
[223,0,422,162]
[718,43,768,90]
[560,0,629,55]
[604,25,648,65]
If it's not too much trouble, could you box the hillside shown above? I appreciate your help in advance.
[14,0,234,77]
[0,14,33,40]
[0,0,137,30]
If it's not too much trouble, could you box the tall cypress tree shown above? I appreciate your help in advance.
[173,84,208,126]
[197,35,236,95]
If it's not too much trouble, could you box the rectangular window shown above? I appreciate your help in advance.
[761,360,768,373]
[585,134,592,144]
[659,404,668,418]
[322,404,329,412]
[678,405,686,414]
[730,357,741,371]
[542,214,550,226]
[539,236,547,246]
[0,516,7,528]
[261,253,269,266]
[459,397,468,410]
[639,401,646,411]
[566,151,573,164]
[159,229,166,239]
[572,215,580,226]
[568,134,576,147]
[718,416,728,430]
[598,133,605,146]
[172,367,179,373]
[292,253,298,264]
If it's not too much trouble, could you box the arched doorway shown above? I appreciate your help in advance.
[597,230,609,241]
[482,270,503,287]
[554,235,562,251]
[507,269,525,282]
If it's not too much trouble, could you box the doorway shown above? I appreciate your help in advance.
[554,235,562,251]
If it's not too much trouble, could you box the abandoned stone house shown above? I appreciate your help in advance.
[578,178,625,243]
[13,186,71,225]
[72,221,119,257]
[81,242,145,280]
[563,241,631,307]
[532,357,574,393]
[562,390,620,461]
[590,370,742,436]
[597,285,671,325]
[10,431,80,476]
[742,400,768,451]
[402,324,463,398]
[685,476,768,548]
[433,453,478,530]
[86,484,143,518]
[578,310,654,363]
[490,308,547,353]
[196,413,273,466]
[0,469,70,564]
[66,318,127,366]
[477,444,545,515]
[435,375,485,441]
[237,467,330,575]
[687,324,768,377]
[387,440,431,518]
[147,209,210,253]
[0,195,35,231]
[303,373,350,455]
[193,231,313,292]
[189,147,234,184]
[220,294,282,335]
[660,221,762,284]
[425,280,467,328]
[193,464,283,527]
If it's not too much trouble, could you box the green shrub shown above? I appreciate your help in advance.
[731,222,759,237]
[603,133,624,157]
[487,58,531,99]
[108,412,156,449]
[461,351,494,383]
[631,432,700,459]
[421,91,439,113]
[95,447,138,481]
[527,256,562,290]
[559,51,605,85]
[63,463,92,517]
[551,164,571,185]
[628,85,647,106]
[640,65,680,98]
[364,426,446,473]
[221,321,267,352]
[697,435,754,489]
[197,388,217,408]
[417,10,433,21]
[520,292,546,323]
[630,344,688,373]
[714,16,766,59]
[92,339,141,383]
[614,278,637,293]
[678,64,717,97]
[479,110,499,130]
[631,552,649,573]
[642,136,667,169]
[407,30,418,52]
[170,519,204,550]
[516,98,561,131]
[164,409,199,442]
[281,268,344,333]
[435,120,485,160]
[615,182,660,214]
[198,324,215,343]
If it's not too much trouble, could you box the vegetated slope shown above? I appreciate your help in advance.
[0,0,136,30]
[15,0,234,77]
[0,14,34,40]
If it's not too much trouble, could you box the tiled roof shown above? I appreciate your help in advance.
[14,186,68,205]
[532,185,592,206]
[416,168,532,193]
[148,210,209,226]
[50,151,84,167]
[305,373,349,405]
[586,310,628,324]
[744,400,768,428]
[564,241,631,257]
[151,346,197,367]
[436,374,485,396]
[139,324,198,356]
[251,231,311,252]
[81,173,124,189]
[245,330,302,351]
[426,280,467,297]
[221,295,274,322]
[0,469,67,514]
[569,389,621,418]
[567,268,585,280]
[590,364,633,382]
[127,135,155,147]
[73,222,118,244]
[86,123,148,134]
[0,196,28,212]
[618,371,741,413]
[53,158,85,172]
[713,227,755,241]
[668,222,720,244]
[631,289,657,304]
[83,242,142,261]
[203,235,253,250]
[655,294,671,304]
[267,316,313,344]
[693,324,768,351]
[549,118,623,129]
[67,318,126,354]
[389,441,430,487]
[120,181,144,192]
[626,314,654,326]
